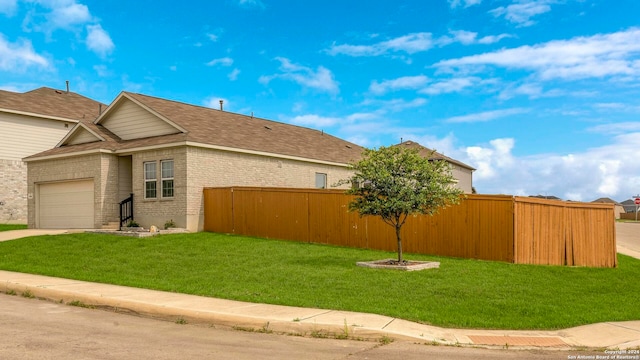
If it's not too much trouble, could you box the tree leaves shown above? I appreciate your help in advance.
[340,145,465,262]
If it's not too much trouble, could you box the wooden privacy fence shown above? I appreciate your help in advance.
[203,187,617,268]
[620,213,639,221]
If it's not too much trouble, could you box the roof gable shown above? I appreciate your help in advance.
[120,92,365,164]
[58,123,105,146]
[95,93,185,141]
[591,197,621,205]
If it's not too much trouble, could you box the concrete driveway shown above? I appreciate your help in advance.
[0,229,71,242]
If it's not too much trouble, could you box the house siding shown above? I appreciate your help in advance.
[0,159,27,223]
[0,113,74,161]
[451,165,473,193]
[65,127,100,145]
[27,153,119,228]
[185,146,354,232]
[100,99,180,140]
[0,113,75,224]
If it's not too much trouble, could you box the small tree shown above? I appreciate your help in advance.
[341,145,464,263]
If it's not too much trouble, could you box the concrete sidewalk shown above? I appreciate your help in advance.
[1,270,639,350]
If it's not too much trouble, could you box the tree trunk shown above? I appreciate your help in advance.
[395,225,403,263]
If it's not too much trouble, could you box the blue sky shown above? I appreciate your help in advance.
[2,0,640,202]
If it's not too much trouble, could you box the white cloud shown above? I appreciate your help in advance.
[444,108,529,123]
[498,82,565,100]
[259,57,339,94]
[410,133,459,157]
[290,114,341,127]
[463,133,640,201]
[499,82,543,100]
[490,0,553,27]
[206,33,219,42]
[236,0,265,9]
[446,30,478,45]
[435,28,640,81]
[420,76,480,95]
[48,1,91,29]
[23,0,92,33]
[362,98,428,112]
[438,30,512,46]
[203,96,230,110]
[477,33,512,44]
[86,24,114,57]
[207,57,233,66]
[20,1,115,58]
[93,64,111,77]
[327,32,433,57]
[0,34,50,71]
[587,122,640,135]
[291,112,385,128]
[0,0,17,16]
[466,138,515,179]
[369,75,429,95]
[449,0,482,8]
[228,68,240,81]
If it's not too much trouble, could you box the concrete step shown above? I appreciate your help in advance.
[101,222,120,230]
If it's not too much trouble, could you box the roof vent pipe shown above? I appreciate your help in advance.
[65,80,69,94]
[219,100,223,111]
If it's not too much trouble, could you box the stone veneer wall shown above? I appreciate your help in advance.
[0,159,28,223]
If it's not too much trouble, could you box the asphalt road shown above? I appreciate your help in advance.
[0,295,605,360]
[616,222,640,255]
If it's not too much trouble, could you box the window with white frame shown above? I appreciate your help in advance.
[161,160,174,198]
[144,162,157,199]
[315,172,327,189]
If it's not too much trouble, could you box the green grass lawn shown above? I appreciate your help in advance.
[0,224,27,232]
[0,231,638,330]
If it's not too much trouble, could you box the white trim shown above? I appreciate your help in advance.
[23,149,113,162]
[160,159,174,199]
[24,140,352,167]
[143,161,158,199]
[0,108,80,123]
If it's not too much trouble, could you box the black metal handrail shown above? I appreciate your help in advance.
[119,193,134,228]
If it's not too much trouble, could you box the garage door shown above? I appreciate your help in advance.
[38,180,94,229]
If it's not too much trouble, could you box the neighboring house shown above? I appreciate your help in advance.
[591,197,625,219]
[396,140,475,193]
[620,199,637,213]
[0,87,104,224]
[530,195,562,200]
[25,92,365,231]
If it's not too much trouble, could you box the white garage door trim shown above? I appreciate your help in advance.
[37,179,94,229]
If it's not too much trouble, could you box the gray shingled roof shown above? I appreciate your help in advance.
[592,197,621,205]
[0,87,105,121]
[395,140,475,170]
[27,91,365,165]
